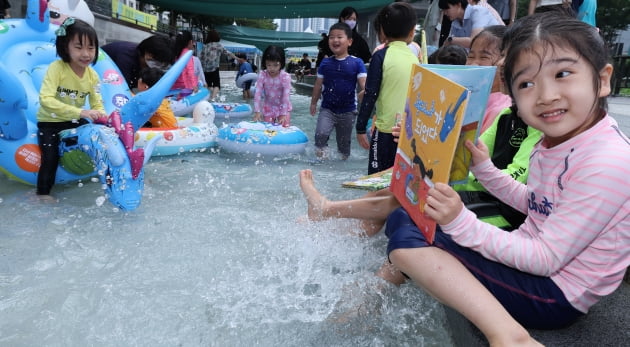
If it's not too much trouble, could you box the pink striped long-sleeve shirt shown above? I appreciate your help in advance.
[254,70,292,119]
[441,114,630,313]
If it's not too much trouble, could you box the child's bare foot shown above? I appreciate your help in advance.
[299,169,329,221]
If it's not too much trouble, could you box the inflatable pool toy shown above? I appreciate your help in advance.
[135,101,218,156]
[217,121,308,156]
[168,87,210,117]
[211,102,254,121]
[0,0,191,210]
[48,0,94,26]
[235,72,258,89]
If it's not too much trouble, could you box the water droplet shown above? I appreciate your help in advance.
[95,196,106,206]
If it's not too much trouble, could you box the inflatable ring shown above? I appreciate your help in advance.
[217,121,308,156]
[135,101,218,156]
[0,0,191,210]
[235,72,258,89]
[168,87,210,117]
[212,102,254,121]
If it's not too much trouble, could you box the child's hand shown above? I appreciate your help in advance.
[391,122,401,143]
[309,103,317,116]
[424,183,463,225]
[278,115,288,127]
[253,112,262,122]
[80,110,105,122]
[464,139,490,166]
[356,133,370,149]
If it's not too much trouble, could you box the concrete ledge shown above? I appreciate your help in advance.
[445,280,630,346]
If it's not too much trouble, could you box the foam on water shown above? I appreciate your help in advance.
[0,83,454,345]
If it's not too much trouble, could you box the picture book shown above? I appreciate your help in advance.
[389,64,495,243]
[342,168,392,191]
[422,64,497,184]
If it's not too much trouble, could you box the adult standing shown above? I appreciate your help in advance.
[528,0,575,16]
[102,35,173,90]
[575,0,597,26]
[487,0,516,25]
[200,29,236,102]
[439,0,503,49]
[337,7,372,63]
[0,0,11,19]
[315,33,329,69]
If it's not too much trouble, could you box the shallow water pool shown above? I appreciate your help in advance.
[0,81,455,346]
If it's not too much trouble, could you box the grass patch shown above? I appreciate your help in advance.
[620,88,630,97]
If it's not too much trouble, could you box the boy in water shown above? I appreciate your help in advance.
[310,22,367,160]
[356,2,419,174]
[235,53,254,99]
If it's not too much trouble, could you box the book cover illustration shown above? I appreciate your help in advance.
[342,168,392,191]
[421,64,497,184]
[389,64,470,243]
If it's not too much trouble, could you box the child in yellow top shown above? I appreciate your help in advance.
[36,17,105,197]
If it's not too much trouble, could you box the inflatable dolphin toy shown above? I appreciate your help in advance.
[0,0,189,210]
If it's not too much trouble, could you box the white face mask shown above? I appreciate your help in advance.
[344,19,356,30]
[146,59,169,71]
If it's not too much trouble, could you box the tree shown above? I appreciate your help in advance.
[596,0,630,46]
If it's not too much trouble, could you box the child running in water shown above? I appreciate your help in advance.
[36,18,105,199]
[253,45,292,126]
[386,13,629,346]
[310,22,367,160]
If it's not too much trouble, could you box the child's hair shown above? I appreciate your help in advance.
[438,0,467,11]
[173,30,193,58]
[138,67,165,88]
[137,35,174,65]
[329,22,353,39]
[428,45,467,65]
[55,17,99,66]
[262,45,286,69]
[502,12,609,112]
[470,25,507,53]
[235,52,247,60]
[375,2,417,40]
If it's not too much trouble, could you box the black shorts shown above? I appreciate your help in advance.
[205,69,220,88]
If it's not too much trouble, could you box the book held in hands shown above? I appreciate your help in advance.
[389,64,496,243]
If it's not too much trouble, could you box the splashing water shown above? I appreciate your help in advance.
[0,83,454,346]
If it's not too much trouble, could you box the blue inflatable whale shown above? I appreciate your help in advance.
[0,0,189,210]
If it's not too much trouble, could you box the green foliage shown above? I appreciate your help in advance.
[596,0,630,45]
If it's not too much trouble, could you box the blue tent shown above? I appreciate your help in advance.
[220,40,262,55]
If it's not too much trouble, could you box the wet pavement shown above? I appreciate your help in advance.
[609,96,630,135]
